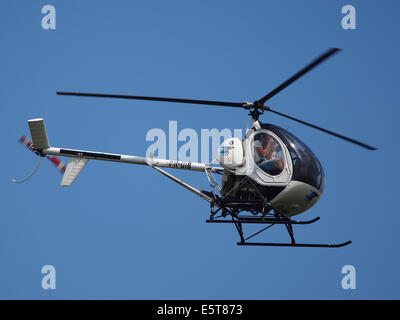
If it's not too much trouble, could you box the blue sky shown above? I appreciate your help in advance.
[0,0,399,299]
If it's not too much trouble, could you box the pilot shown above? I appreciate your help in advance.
[254,133,284,175]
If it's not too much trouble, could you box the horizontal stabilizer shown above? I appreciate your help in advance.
[28,118,50,149]
[61,157,88,186]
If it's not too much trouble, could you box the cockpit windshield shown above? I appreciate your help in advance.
[253,132,285,176]
[260,124,325,192]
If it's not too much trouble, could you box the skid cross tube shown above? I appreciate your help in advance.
[245,224,276,241]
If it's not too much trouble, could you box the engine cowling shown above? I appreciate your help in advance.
[217,138,245,170]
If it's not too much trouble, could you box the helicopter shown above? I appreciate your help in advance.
[16,48,376,248]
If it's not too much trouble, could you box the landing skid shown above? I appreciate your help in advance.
[206,214,351,248]
[237,241,352,248]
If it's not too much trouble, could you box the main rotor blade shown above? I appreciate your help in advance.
[265,107,377,150]
[257,48,341,104]
[56,91,245,108]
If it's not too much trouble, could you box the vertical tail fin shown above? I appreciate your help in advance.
[28,118,50,150]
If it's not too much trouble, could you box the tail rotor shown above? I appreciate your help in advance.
[19,135,66,173]
[11,135,66,184]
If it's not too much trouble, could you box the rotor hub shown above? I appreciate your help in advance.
[248,101,265,121]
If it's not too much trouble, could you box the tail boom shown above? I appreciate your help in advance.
[42,147,223,173]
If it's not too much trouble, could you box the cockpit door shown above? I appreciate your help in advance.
[235,128,292,186]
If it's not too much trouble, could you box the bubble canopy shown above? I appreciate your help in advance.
[260,123,325,193]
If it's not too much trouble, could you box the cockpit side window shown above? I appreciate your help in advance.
[253,132,285,176]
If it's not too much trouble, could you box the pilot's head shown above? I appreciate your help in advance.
[260,133,268,143]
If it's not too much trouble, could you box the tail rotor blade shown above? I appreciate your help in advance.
[47,156,66,173]
[19,135,34,151]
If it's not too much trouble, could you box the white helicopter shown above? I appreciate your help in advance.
[16,48,375,248]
